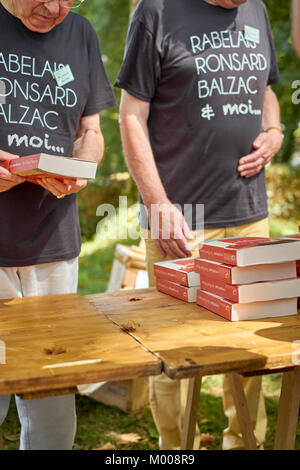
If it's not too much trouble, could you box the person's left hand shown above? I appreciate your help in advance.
[237,130,283,178]
[28,177,87,198]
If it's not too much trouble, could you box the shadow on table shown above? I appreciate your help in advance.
[253,316,300,343]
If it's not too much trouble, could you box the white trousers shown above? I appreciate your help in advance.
[0,258,78,450]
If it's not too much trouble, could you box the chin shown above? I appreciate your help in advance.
[22,17,57,33]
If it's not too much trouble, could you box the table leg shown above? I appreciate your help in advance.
[274,367,300,450]
[228,372,258,450]
[181,377,202,450]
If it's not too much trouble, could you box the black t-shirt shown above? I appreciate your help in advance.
[115,0,279,229]
[0,4,116,267]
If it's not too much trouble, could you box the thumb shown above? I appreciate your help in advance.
[0,150,19,161]
[253,132,266,149]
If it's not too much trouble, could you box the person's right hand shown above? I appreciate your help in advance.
[0,150,25,192]
[147,200,194,259]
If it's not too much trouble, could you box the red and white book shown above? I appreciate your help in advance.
[154,258,200,287]
[282,234,300,308]
[194,258,297,285]
[199,276,300,303]
[156,278,198,302]
[198,237,300,266]
[1,153,97,180]
[196,289,298,321]
[283,234,300,241]
[281,235,300,274]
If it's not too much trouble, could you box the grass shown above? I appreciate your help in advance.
[2,374,299,450]
[1,213,299,450]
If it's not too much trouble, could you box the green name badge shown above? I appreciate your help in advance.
[54,65,74,87]
[244,25,260,44]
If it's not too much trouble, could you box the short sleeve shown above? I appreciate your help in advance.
[83,27,116,116]
[114,20,162,102]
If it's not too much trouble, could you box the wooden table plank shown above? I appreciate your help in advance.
[88,288,300,379]
[0,294,161,396]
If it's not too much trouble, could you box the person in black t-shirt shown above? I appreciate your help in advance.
[0,0,116,450]
[116,0,283,450]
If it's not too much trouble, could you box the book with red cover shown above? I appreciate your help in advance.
[199,276,300,303]
[154,258,200,287]
[156,278,198,302]
[282,235,300,273]
[198,237,300,266]
[283,234,300,241]
[196,289,298,321]
[194,258,297,285]
[1,153,97,180]
[283,234,300,307]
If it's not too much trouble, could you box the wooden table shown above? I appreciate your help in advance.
[0,293,161,397]
[88,288,300,450]
[1,289,299,450]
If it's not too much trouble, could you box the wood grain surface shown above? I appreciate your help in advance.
[88,288,300,379]
[0,293,161,396]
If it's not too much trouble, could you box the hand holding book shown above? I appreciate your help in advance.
[2,151,96,192]
[34,176,87,198]
[0,150,25,192]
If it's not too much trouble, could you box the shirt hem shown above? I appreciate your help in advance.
[139,212,268,231]
[83,99,117,116]
[197,212,269,230]
[114,81,152,103]
[0,251,80,268]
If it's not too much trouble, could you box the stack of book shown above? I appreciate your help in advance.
[195,237,300,321]
[154,258,200,302]
[281,233,300,307]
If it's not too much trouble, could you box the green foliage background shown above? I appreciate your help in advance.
[80,0,130,176]
[264,0,300,163]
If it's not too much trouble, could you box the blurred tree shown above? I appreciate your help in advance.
[79,0,130,175]
[131,0,139,14]
[264,0,300,163]
[77,0,136,240]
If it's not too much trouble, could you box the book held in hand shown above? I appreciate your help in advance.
[199,276,300,303]
[2,153,97,180]
[196,289,298,322]
[194,258,297,285]
[198,237,300,266]
[154,258,200,287]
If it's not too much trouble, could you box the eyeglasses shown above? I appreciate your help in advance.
[37,0,85,9]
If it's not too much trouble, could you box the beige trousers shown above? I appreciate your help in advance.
[143,218,269,450]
